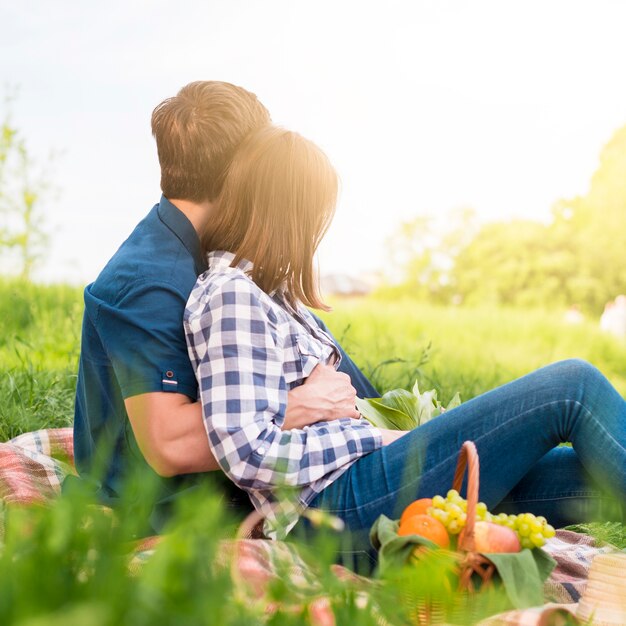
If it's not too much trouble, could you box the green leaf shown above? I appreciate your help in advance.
[379,388,420,421]
[416,388,440,423]
[485,549,555,609]
[445,392,462,411]
[356,396,418,430]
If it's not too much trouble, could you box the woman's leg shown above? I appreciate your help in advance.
[308,359,626,556]
[491,447,619,528]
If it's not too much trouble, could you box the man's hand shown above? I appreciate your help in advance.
[283,363,361,430]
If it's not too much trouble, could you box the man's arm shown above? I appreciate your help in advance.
[126,364,362,477]
[125,393,216,477]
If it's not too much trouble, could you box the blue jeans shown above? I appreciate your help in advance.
[307,359,625,570]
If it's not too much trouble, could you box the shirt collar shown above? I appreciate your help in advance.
[157,195,207,275]
[207,250,254,275]
[207,250,287,297]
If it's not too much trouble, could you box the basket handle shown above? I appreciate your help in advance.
[452,440,479,552]
[236,508,266,540]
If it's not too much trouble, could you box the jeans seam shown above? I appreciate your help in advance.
[499,494,603,503]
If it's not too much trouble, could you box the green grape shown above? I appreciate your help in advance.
[427,496,554,550]
[475,502,488,518]
[446,503,463,519]
[432,495,446,509]
[520,537,534,550]
[543,524,556,539]
[431,509,450,526]
[447,520,462,535]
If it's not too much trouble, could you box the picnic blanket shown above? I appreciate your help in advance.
[0,428,619,625]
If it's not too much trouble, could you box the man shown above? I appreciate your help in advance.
[72,81,379,532]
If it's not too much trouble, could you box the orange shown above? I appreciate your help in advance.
[399,498,433,525]
[398,513,450,549]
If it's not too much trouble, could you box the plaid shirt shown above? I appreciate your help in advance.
[184,250,382,538]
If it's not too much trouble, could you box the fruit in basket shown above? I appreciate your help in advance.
[458,520,521,553]
[398,513,451,549]
[424,489,555,549]
[399,498,433,525]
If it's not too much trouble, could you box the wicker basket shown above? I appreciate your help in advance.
[402,440,501,625]
[451,440,497,592]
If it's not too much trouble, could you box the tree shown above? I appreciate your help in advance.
[0,97,52,280]
[450,123,626,312]
[550,124,626,311]
[382,207,478,303]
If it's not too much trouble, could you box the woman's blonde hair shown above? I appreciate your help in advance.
[203,126,338,310]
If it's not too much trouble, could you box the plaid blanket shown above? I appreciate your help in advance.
[1,428,618,626]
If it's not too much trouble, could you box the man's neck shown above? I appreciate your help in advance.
[168,198,214,234]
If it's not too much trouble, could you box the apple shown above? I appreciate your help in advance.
[459,521,521,553]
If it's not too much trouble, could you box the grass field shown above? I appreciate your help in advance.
[4,280,626,440]
[320,296,626,401]
[2,279,626,625]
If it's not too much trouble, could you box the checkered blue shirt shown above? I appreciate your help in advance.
[184,250,382,538]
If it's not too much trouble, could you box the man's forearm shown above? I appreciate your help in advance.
[125,393,220,476]
[157,401,221,475]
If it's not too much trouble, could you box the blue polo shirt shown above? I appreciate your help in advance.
[72,196,247,529]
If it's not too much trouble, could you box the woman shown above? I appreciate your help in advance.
[184,126,625,561]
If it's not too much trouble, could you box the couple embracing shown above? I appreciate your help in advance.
[74,81,626,569]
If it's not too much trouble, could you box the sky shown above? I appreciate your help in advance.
[2,0,626,284]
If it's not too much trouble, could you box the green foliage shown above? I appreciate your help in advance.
[0,96,54,280]
[382,207,478,304]
[357,382,461,430]
[0,476,261,626]
[565,522,626,550]
[452,220,578,308]
[0,279,81,439]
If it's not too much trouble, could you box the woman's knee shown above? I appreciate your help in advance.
[551,358,606,388]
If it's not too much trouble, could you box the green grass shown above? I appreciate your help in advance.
[1,281,625,625]
[319,297,626,401]
[0,279,80,439]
